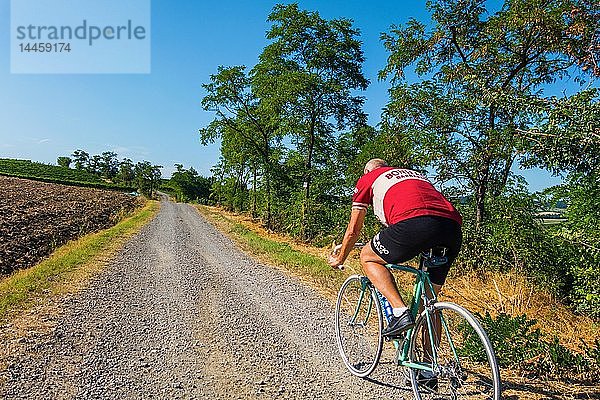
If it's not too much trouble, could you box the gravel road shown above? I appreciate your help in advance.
[0,198,410,399]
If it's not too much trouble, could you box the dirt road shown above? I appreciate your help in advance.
[0,198,410,399]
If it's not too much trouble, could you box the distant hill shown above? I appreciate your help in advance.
[0,159,132,191]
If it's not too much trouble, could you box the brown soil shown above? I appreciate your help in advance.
[0,176,140,275]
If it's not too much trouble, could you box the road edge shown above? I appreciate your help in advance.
[0,200,160,321]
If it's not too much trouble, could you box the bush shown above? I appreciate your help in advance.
[457,178,599,321]
[461,312,599,381]
[459,312,543,368]
[546,172,600,319]
[458,184,568,287]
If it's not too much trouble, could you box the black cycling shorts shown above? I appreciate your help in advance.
[370,215,462,286]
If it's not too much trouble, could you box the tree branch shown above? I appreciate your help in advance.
[450,27,470,67]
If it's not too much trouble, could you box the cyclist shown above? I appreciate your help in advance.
[328,158,462,338]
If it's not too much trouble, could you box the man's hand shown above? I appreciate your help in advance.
[328,208,366,271]
[328,254,344,270]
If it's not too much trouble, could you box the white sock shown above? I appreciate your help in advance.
[392,307,408,317]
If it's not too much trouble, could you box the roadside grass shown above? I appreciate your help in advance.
[0,200,159,321]
[196,206,352,300]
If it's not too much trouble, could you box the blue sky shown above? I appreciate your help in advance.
[0,0,563,191]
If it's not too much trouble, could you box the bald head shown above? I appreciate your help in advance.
[364,158,388,174]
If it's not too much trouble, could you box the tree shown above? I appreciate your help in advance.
[517,89,600,175]
[71,149,89,170]
[253,3,369,238]
[170,164,211,202]
[99,151,119,179]
[57,156,71,168]
[379,0,599,227]
[134,161,162,198]
[88,155,102,175]
[116,158,135,187]
[200,65,284,226]
[545,172,600,318]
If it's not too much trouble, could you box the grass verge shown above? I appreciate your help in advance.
[0,200,159,320]
[196,205,355,300]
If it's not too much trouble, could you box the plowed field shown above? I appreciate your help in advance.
[0,176,141,275]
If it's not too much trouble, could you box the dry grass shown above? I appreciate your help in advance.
[198,205,600,400]
[199,205,599,348]
[442,271,599,350]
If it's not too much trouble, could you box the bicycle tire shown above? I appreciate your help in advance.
[408,302,501,400]
[335,275,384,378]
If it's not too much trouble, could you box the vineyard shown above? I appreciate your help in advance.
[0,159,133,191]
[0,176,142,275]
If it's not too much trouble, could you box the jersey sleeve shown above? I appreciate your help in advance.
[352,176,372,211]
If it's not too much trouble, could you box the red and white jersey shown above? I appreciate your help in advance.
[352,167,462,226]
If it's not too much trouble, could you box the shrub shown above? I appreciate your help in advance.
[459,312,543,368]
[460,312,599,381]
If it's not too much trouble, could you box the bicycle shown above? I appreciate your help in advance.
[334,245,501,400]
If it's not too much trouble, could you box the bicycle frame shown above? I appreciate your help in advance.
[351,262,459,374]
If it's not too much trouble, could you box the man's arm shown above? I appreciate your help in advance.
[329,208,366,268]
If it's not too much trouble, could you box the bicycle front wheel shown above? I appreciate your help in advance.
[335,275,384,378]
[409,302,501,400]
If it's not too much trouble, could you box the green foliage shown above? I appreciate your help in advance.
[545,172,600,318]
[461,312,599,380]
[457,179,568,291]
[459,312,543,368]
[3,152,164,197]
[0,158,131,190]
[56,156,71,168]
[134,161,162,198]
[167,164,211,203]
[98,151,119,179]
[71,149,89,170]
[200,3,368,238]
[198,1,600,323]
[380,0,599,225]
[254,3,368,239]
[518,90,600,175]
[377,0,600,319]
[116,158,135,187]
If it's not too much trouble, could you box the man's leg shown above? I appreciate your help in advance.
[361,243,415,336]
[360,244,406,308]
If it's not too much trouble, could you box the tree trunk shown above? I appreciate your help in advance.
[301,118,316,240]
[475,183,486,227]
[265,170,272,230]
[252,165,257,218]
[475,162,490,228]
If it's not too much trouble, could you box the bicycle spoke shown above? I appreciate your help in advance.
[409,303,500,400]
[335,276,383,377]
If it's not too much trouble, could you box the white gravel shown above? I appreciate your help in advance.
[0,198,411,399]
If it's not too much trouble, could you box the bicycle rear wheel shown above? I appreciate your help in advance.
[409,302,501,400]
[335,275,384,378]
